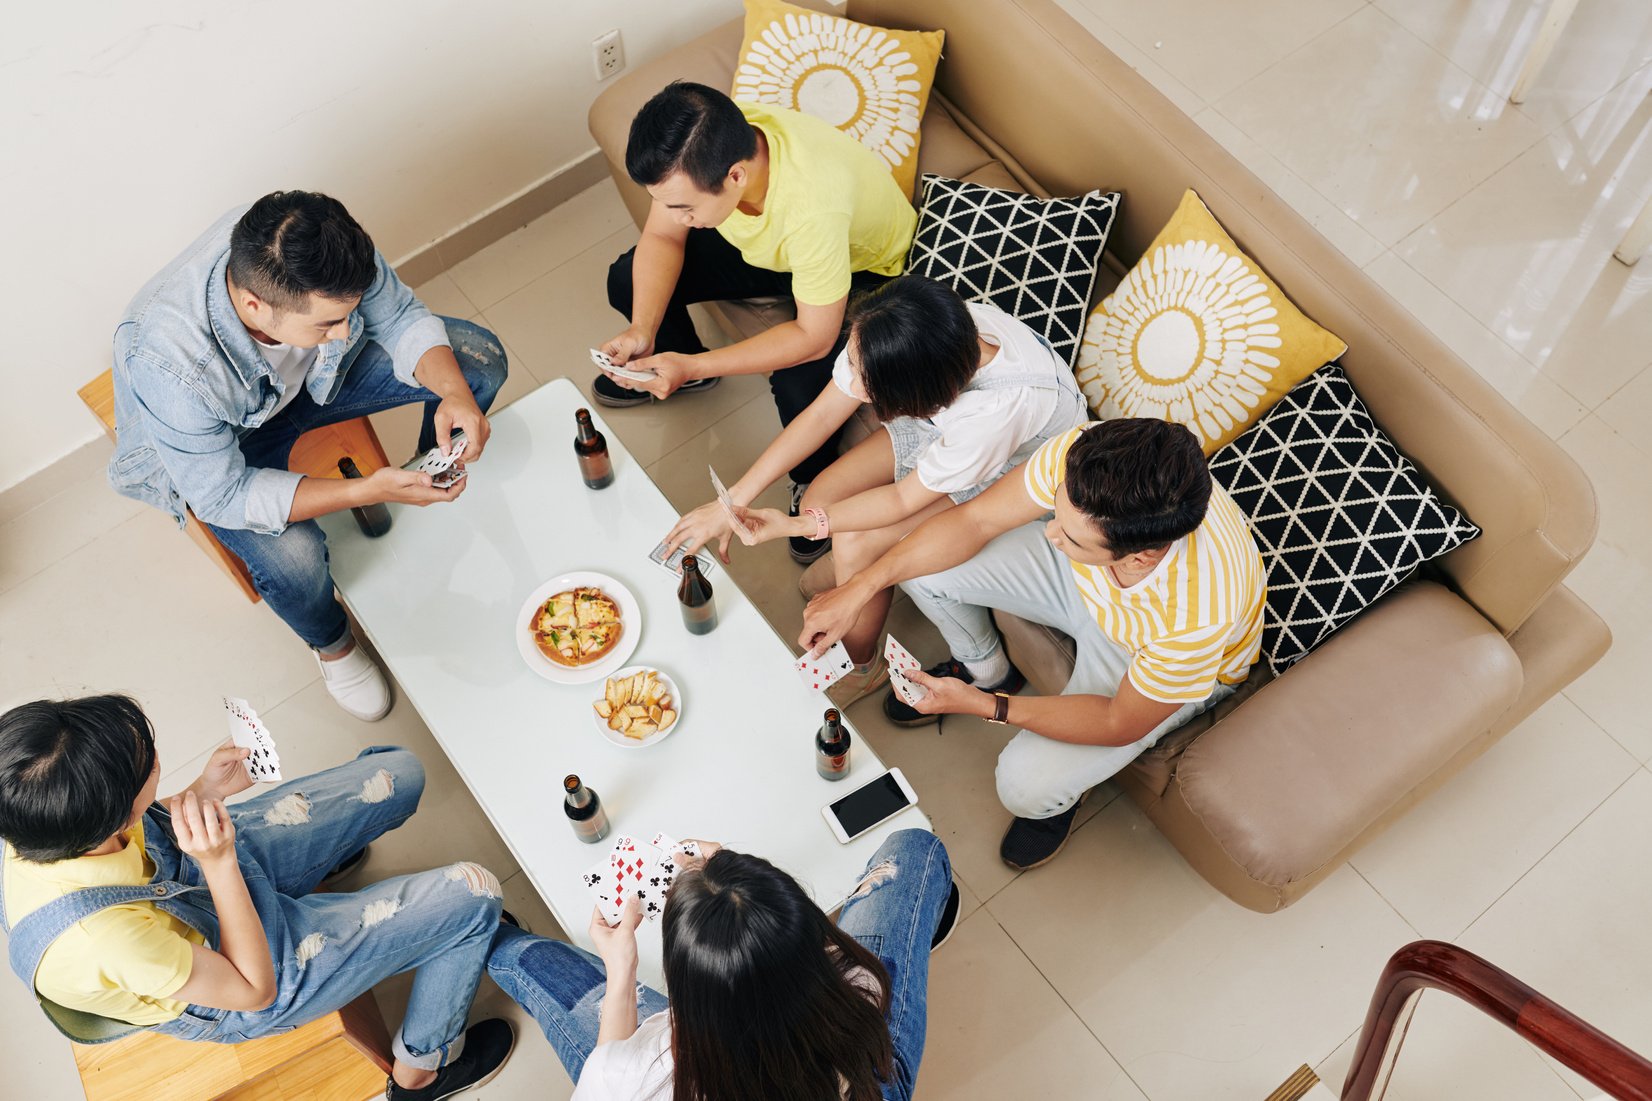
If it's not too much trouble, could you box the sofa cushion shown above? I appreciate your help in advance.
[1210,364,1481,674]
[1073,189,1348,454]
[733,0,944,197]
[905,174,1119,367]
[1172,581,1521,890]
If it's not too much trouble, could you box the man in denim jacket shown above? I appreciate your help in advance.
[109,192,507,720]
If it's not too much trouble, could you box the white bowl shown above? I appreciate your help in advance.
[515,572,641,685]
[591,666,682,749]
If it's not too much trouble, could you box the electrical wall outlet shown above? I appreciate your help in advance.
[592,30,624,81]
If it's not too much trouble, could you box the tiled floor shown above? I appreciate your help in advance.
[4,1,1651,1097]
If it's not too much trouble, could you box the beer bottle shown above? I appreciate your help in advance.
[336,457,393,537]
[815,708,851,781]
[573,408,614,489]
[563,773,611,844]
[678,554,717,634]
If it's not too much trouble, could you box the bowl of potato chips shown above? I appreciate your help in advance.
[592,666,681,749]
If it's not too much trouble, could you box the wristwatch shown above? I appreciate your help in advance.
[988,691,1011,725]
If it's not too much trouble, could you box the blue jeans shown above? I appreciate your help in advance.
[207,317,507,648]
[148,747,504,1070]
[486,829,951,1099]
[902,522,1239,819]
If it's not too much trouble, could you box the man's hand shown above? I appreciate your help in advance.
[433,394,490,462]
[363,465,469,506]
[171,791,238,868]
[608,351,698,400]
[664,502,735,563]
[195,741,254,802]
[799,581,873,658]
[601,326,655,366]
[589,899,642,977]
[901,668,992,720]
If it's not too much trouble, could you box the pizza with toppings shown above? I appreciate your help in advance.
[531,587,624,666]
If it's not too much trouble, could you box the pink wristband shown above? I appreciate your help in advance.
[802,506,830,540]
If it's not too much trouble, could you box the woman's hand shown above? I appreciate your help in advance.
[674,839,723,870]
[728,505,805,548]
[170,791,238,869]
[194,740,255,801]
[665,501,735,563]
[589,898,642,978]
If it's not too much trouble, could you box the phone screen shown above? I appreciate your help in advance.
[828,772,913,839]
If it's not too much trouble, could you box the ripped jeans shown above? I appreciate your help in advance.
[486,829,951,1099]
[148,746,503,1071]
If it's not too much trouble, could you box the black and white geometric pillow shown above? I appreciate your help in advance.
[1209,364,1480,675]
[904,174,1120,367]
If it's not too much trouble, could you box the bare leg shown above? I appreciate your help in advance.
[802,430,953,664]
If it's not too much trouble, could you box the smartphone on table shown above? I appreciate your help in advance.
[822,768,919,844]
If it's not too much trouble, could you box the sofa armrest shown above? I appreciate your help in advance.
[1172,581,1523,892]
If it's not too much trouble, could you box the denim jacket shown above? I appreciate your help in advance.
[108,205,449,535]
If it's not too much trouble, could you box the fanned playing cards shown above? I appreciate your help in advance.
[591,347,656,383]
[223,696,283,783]
[884,635,928,707]
[581,831,702,924]
[796,641,854,692]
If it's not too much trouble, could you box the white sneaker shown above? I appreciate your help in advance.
[315,641,392,721]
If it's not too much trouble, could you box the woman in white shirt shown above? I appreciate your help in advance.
[663,276,1086,705]
[486,829,956,1101]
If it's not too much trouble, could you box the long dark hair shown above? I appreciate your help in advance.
[662,850,893,1101]
[850,275,981,422]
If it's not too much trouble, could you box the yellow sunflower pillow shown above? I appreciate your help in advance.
[1074,190,1348,454]
[732,0,944,197]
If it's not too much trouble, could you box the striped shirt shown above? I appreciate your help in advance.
[1024,426,1266,704]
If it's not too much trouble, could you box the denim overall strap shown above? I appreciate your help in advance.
[0,833,211,1044]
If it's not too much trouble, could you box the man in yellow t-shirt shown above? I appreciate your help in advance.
[593,81,916,564]
[798,419,1266,870]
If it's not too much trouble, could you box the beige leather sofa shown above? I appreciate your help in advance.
[588,0,1612,912]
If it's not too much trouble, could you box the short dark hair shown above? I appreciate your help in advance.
[1063,419,1212,556]
[625,81,757,192]
[849,276,981,421]
[663,849,893,1101]
[228,191,377,312]
[0,696,157,863]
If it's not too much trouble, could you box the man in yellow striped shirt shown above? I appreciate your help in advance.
[798,419,1265,869]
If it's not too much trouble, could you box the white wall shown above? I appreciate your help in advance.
[0,0,741,493]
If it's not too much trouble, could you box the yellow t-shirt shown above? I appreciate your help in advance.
[1024,426,1266,704]
[717,101,916,306]
[2,818,204,1025]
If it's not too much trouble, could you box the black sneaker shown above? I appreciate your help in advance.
[788,482,831,564]
[931,879,962,951]
[882,659,1026,727]
[385,1018,516,1101]
[998,801,1084,871]
[591,371,720,408]
[318,846,369,890]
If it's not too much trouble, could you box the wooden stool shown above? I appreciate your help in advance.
[78,370,391,603]
[73,991,392,1101]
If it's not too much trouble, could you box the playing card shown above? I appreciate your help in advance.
[432,466,467,490]
[795,640,855,692]
[581,854,623,924]
[647,539,716,578]
[592,347,657,383]
[223,696,283,783]
[883,635,929,707]
[708,465,755,541]
[635,833,704,922]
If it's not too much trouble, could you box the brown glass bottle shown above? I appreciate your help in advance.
[815,708,851,780]
[337,457,393,537]
[563,774,611,844]
[677,554,717,634]
[574,408,614,489]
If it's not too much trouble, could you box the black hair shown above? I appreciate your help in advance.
[1063,418,1212,556]
[625,81,758,192]
[663,849,893,1101]
[848,276,982,421]
[228,190,377,312]
[0,696,158,863]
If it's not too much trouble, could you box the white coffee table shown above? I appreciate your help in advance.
[321,377,929,986]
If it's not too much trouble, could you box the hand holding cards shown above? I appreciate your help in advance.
[884,635,928,707]
[708,465,755,543]
[412,432,469,489]
[223,696,283,783]
[582,831,703,924]
[592,347,656,384]
[796,640,854,692]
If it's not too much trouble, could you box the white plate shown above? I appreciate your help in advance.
[515,572,642,684]
[591,666,682,749]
